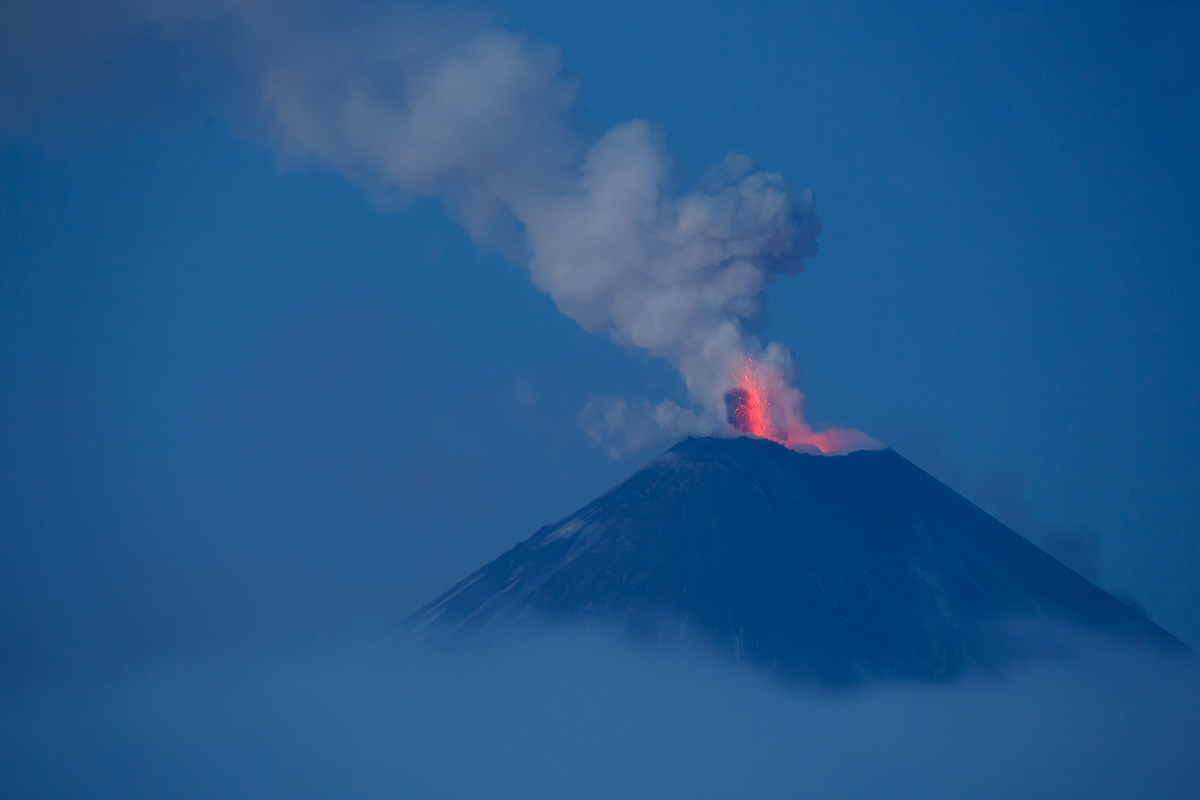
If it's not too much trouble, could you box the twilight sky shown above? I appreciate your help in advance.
[2,0,1199,693]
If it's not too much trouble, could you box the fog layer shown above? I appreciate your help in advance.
[3,629,1197,799]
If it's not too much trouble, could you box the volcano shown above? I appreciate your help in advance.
[406,436,1185,685]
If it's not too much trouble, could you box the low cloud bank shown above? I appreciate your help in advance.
[3,628,1197,799]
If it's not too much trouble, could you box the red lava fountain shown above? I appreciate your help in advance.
[725,364,775,440]
[725,357,863,454]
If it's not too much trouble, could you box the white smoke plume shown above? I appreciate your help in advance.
[1,0,877,455]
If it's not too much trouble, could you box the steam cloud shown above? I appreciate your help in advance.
[1,0,877,454]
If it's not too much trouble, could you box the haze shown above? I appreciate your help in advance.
[2,0,1198,795]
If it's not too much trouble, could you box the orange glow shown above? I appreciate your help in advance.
[726,356,867,454]
[729,361,778,440]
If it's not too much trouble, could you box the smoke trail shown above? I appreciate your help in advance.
[2,0,877,455]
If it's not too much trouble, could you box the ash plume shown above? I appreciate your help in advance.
[2,0,876,455]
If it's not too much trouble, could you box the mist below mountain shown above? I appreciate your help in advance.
[2,628,1197,800]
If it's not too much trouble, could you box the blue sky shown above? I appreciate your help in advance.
[2,0,1199,688]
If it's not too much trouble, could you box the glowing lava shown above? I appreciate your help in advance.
[725,357,875,455]
[726,363,776,440]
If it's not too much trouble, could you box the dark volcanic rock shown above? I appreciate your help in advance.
[406,436,1186,685]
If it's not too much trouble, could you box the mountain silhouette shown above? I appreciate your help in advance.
[407,436,1186,685]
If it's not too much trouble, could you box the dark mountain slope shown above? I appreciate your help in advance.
[407,437,1185,684]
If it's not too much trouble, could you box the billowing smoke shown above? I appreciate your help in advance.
[2,0,877,455]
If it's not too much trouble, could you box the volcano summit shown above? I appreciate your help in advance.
[407,437,1185,685]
